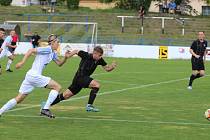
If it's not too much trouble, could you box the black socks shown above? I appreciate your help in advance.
[88,88,99,105]
[51,93,65,106]
[188,73,202,86]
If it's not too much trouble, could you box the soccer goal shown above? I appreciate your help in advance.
[4,20,98,46]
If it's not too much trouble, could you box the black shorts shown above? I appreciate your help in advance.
[9,42,16,53]
[11,42,16,46]
[8,47,15,53]
[191,58,205,70]
[68,75,93,95]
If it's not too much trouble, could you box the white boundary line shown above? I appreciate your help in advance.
[8,77,189,113]
[96,79,137,86]
[92,71,186,76]
[5,114,210,127]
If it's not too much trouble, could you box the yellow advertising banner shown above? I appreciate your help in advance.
[159,46,168,59]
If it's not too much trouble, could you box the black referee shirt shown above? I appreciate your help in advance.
[76,50,107,76]
[190,39,208,58]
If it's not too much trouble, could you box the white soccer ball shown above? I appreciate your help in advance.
[204,109,210,120]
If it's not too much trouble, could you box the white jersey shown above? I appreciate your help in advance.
[27,46,58,75]
[1,36,12,50]
[0,36,13,59]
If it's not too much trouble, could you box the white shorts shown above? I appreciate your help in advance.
[19,73,51,94]
[0,49,12,59]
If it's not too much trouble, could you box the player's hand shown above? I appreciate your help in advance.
[195,55,200,59]
[16,61,24,69]
[111,61,117,68]
[0,48,2,53]
[64,50,71,58]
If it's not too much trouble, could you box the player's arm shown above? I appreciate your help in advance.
[190,41,200,58]
[189,48,200,59]
[16,48,37,69]
[103,61,117,72]
[6,43,16,48]
[204,49,208,62]
[54,50,79,67]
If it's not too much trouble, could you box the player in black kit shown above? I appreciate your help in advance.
[188,31,207,90]
[47,46,117,112]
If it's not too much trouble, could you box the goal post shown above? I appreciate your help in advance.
[4,20,98,46]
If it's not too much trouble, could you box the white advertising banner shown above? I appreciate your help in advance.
[112,45,159,59]
[14,42,33,54]
[13,42,210,60]
[168,46,191,59]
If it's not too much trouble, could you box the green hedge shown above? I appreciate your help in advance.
[67,0,80,9]
[98,0,113,3]
[0,0,12,6]
[115,0,152,11]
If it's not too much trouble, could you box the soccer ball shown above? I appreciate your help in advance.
[204,109,210,120]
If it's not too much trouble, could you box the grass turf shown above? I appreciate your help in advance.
[1,56,210,140]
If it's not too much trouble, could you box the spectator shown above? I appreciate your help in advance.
[50,0,57,13]
[11,31,19,54]
[31,32,41,48]
[138,5,145,18]
[162,0,169,13]
[169,0,176,14]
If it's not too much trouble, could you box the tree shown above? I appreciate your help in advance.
[115,0,152,11]
[0,0,12,6]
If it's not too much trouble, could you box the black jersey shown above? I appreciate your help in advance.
[76,50,107,77]
[0,39,4,48]
[190,39,208,58]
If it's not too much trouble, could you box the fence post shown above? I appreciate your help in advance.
[27,15,31,32]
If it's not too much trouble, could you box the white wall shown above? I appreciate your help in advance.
[11,0,39,6]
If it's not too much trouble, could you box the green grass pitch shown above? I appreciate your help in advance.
[1,56,210,140]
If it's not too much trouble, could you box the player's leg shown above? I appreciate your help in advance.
[50,77,82,106]
[0,64,2,74]
[0,49,7,74]
[188,59,205,89]
[188,70,199,89]
[6,51,14,72]
[199,70,205,77]
[50,89,75,106]
[0,94,28,116]
[86,79,100,112]
[40,79,61,118]
[0,77,33,116]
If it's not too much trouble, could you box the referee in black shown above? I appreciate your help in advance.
[188,31,208,89]
[47,46,117,112]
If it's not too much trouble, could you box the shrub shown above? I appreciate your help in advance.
[0,0,12,6]
[66,0,80,9]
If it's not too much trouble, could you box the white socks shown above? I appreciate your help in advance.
[43,90,59,110]
[0,98,17,115]
[6,59,13,70]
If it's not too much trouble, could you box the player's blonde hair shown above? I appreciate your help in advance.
[38,41,49,47]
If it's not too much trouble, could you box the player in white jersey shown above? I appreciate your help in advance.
[0,30,16,73]
[0,34,72,118]
[0,30,16,72]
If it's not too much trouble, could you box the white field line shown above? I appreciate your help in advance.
[8,76,190,113]
[92,71,186,76]
[96,79,137,86]
[5,114,210,127]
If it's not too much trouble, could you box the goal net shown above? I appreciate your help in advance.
[4,20,98,46]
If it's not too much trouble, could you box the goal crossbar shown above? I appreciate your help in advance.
[4,21,97,25]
